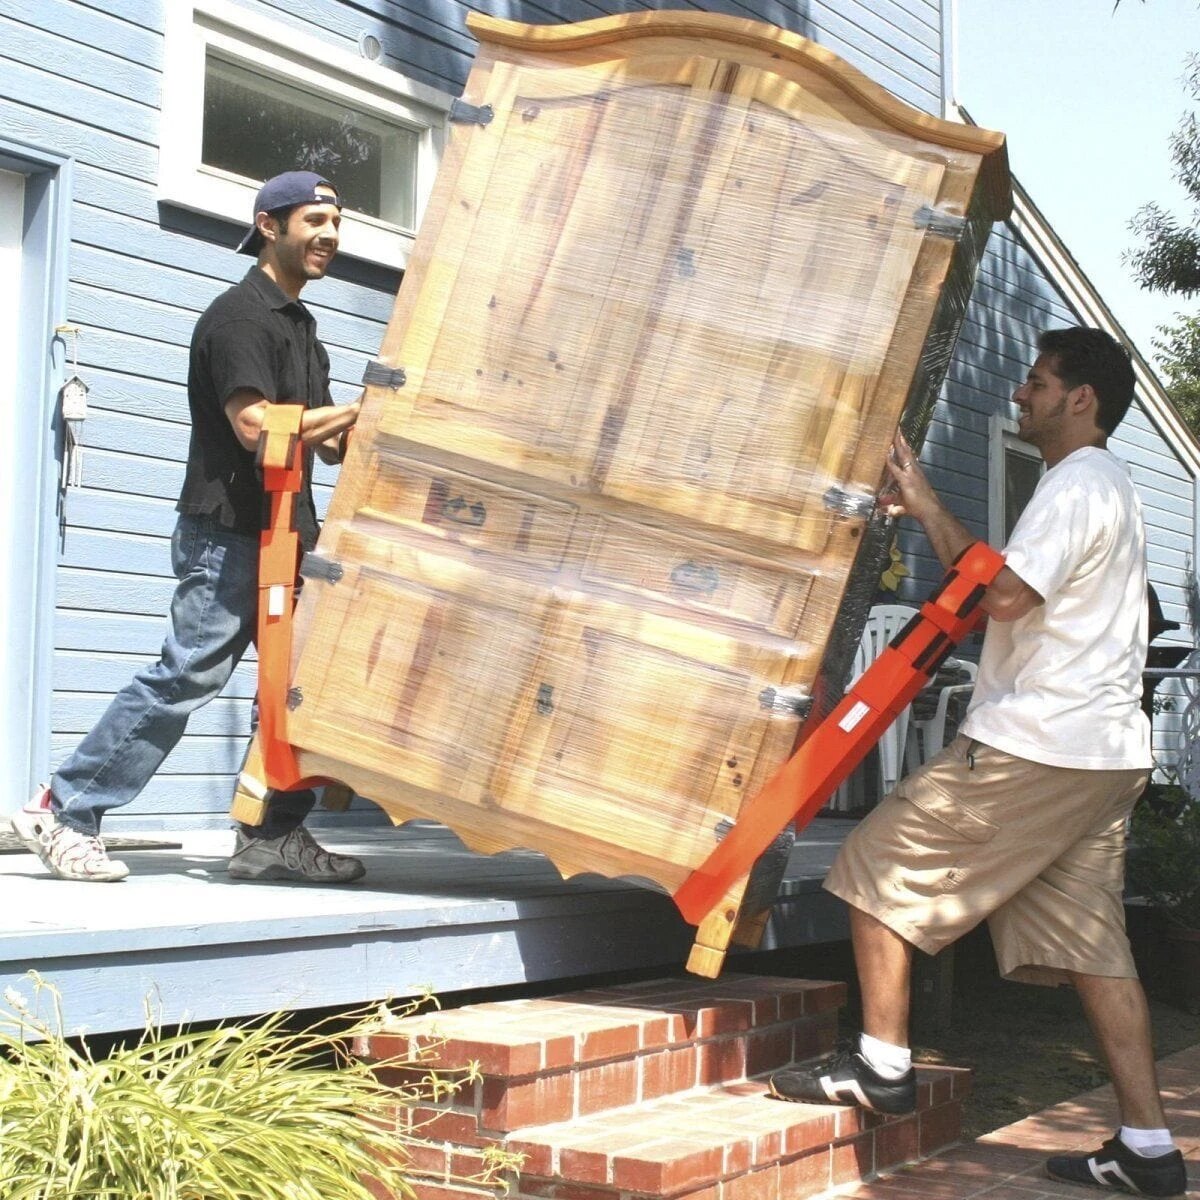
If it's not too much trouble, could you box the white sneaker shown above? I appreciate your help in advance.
[228,826,365,884]
[11,785,130,882]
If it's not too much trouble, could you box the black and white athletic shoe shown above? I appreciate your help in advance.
[1046,1136,1186,1198]
[767,1039,916,1115]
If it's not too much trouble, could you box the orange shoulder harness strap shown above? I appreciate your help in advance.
[255,403,328,792]
[673,541,1006,925]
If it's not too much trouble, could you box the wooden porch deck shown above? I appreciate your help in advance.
[0,817,853,1037]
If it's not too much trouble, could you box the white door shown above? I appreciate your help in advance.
[0,169,26,812]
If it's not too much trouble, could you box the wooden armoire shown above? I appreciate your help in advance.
[233,12,1011,975]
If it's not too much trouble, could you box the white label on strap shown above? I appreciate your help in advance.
[267,584,286,617]
[838,700,871,732]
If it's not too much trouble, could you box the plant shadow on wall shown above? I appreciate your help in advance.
[0,973,521,1200]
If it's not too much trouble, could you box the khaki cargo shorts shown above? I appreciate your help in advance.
[824,735,1149,986]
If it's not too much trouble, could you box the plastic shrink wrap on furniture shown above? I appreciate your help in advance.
[235,11,1012,975]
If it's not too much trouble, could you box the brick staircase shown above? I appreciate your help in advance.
[355,975,971,1200]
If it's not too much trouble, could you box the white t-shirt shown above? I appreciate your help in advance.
[960,446,1152,771]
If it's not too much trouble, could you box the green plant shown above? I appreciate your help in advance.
[1128,787,1200,931]
[0,974,517,1200]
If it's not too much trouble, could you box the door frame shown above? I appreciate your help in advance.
[0,138,72,811]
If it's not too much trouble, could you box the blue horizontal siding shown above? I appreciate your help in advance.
[0,11,159,105]
[806,1,939,110]
[4,0,163,68]
[71,211,396,341]
[58,491,179,538]
[80,414,187,465]
[72,368,190,426]
[83,775,242,816]
[58,526,177,573]
[56,568,178,616]
[69,284,197,355]
[75,450,185,501]
[0,97,153,179]
[56,610,203,656]
[68,326,188,389]
[1,56,158,155]
[73,161,172,223]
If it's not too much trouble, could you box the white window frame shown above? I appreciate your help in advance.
[987,409,1044,546]
[160,0,452,270]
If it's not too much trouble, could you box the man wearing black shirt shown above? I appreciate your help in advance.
[14,171,364,884]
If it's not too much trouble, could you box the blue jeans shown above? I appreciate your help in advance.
[51,513,315,838]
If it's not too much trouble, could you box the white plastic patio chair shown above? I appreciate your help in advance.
[828,604,919,811]
[906,657,978,773]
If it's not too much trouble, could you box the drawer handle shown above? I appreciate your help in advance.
[441,496,487,527]
[536,683,555,715]
[670,560,719,595]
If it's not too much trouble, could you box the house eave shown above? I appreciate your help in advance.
[1007,179,1200,476]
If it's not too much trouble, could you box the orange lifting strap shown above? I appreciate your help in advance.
[673,541,1006,925]
[255,403,328,792]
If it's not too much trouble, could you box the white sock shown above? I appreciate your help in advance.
[1119,1125,1176,1158]
[858,1033,912,1080]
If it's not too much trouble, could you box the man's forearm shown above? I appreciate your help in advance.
[885,432,1038,621]
[226,392,361,453]
[298,400,359,446]
[908,502,1036,619]
[913,500,976,573]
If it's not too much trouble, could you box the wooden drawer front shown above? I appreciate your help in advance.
[356,454,576,572]
[287,558,552,804]
[580,519,812,637]
[487,599,797,880]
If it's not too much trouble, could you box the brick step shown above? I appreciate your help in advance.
[505,1067,970,1200]
[357,975,845,1132]
[356,975,972,1200]
[397,1067,969,1200]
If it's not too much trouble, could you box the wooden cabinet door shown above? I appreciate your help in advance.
[373,53,845,494]
[286,542,555,805]
[372,54,685,484]
[598,68,948,553]
[484,589,793,888]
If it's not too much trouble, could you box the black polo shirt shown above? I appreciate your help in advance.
[177,267,332,550]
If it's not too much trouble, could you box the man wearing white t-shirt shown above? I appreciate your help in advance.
[770,328,1186,1199]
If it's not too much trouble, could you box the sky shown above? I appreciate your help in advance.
[954,0,1200,368]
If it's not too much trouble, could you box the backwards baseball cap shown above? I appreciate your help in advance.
[236,170,340,256]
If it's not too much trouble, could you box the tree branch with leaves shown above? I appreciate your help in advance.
[1130,56,1200,298]
[1128,54,1200,432]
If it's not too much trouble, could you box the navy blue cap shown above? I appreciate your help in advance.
[236,171,340,256]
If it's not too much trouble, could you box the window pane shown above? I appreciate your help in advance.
[203,54,418,229]
[1003,444,1043,542]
